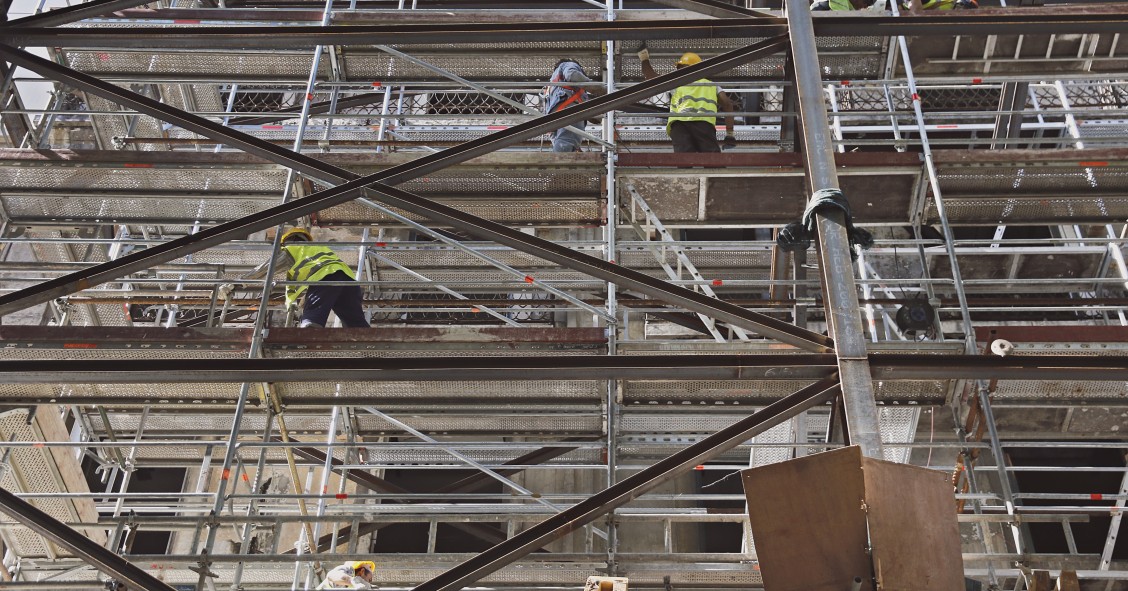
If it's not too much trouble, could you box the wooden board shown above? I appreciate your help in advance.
[742,446,874,591]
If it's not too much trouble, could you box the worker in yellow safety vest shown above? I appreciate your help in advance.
[901,0,977,10]
[224,227,370,328]
[317,560,376,589]
[810,0,873,10]
[638,47,737,153]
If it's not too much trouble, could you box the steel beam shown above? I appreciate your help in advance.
[409,378,840,591]
[0,39,835,352]
[5,13,1128,48]
[786,0,883,458]
[1,0,156,28]
[0,354,1125,384]
[0,486,178,591]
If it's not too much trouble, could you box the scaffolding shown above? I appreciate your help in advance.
[1,1,1128,589]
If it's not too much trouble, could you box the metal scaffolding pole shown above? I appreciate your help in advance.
[784,0,883,458]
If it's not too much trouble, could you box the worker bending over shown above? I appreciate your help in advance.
[317,560,376,589]
[638,47,737,153]
[229,227,370,328]
[545,58,597,152]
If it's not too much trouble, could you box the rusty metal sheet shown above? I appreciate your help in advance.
[742,446,874,591]
[862,453,964,591]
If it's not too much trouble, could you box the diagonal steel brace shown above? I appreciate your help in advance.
[0,38,833,351]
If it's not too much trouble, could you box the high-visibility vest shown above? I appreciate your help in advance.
[282,244,355,306]
[902,0,958,8]
[667,80,720,135]
[828,0,857,9]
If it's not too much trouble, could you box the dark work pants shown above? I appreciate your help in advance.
[669,120,721,153]
[301,270,370,328]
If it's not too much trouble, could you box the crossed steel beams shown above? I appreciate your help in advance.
[0,37,836,352]
[5,13,1128,48]
[0,379,838,591]
[1,354,1126,385]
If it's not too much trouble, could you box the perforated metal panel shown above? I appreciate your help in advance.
[992,342,1128,402]
[319,198,602,225]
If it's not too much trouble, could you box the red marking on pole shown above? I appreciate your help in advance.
[63,343,97,349]
[608,259,615,264]
[470,307,481,313]
[694,465,705,471]
[840,80,851,86]
[937,125,958,129]
[487,125,508,130]
[32,443,44,448]
[306,93,314,102]
[971,78,982,85]
[336,493,348,500]
[371,82,382,87]
[912,93,921,101]
[241,473,249,482]
[221,468,231,480]
[711,279,723,287]
[173,19,200,23]
[261,125,283,130]
[1079,161,1109,167]
[123,163,153,168]
[374,242,387,247]
[97,53,110,62]
[1091,493,1104,501]
[524,275,535,284]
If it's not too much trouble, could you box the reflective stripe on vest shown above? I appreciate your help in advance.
[667,80,719,134]
[282,244,355,305]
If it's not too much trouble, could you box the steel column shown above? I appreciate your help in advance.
[0,486,178,591]
[785,0,883,457]
[410,377,840,591]
[0,39,835,352]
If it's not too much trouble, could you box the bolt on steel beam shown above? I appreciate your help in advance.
[0,38,835,352]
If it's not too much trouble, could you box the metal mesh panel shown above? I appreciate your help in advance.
[278,380,604,401]
[623,379,947,404]
[879,407,920,464]
[617,248,773,270]
[355,413,601,434]
[993,342,1128,401]
[318,198,602,225]
[64,50,322,78]
[0,410,76,558]
[2,195,277,224]
[926,196,1128,224]
[937,166,1128,195]
[0,163,288,192]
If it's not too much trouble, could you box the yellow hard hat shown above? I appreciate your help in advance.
[280,227,312,244]
[676,52,702,66]
[350,561,376,574]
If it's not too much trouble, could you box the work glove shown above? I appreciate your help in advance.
[217,283,235,301]
[722,135,738,150]
[637,43,650,62]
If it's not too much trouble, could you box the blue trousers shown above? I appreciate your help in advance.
[300,270,370,328]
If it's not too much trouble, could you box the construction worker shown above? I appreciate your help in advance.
[901,0,977,9]
[226,227,370,328]
[544,58,597,152]
[638,47,737,153]
[317,560,376,589]
[810,0,873,9]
